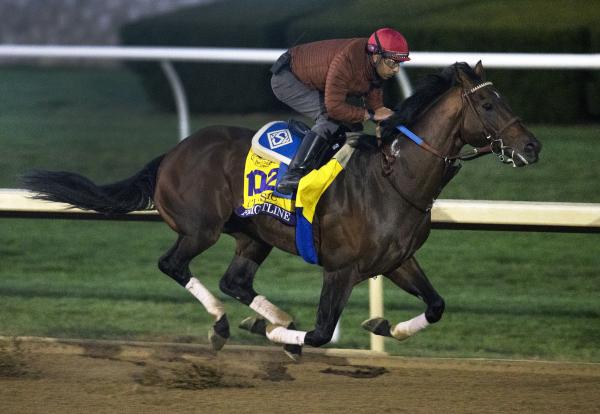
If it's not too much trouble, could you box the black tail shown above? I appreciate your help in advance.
[21,155,165,215]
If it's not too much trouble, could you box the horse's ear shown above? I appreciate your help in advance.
[454,62,473,87]
[474,60,486,80]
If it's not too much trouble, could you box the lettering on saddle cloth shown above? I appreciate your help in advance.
[235,121,302,225]
[236,150,295,225]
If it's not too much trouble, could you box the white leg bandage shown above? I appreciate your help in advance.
[249,295,294,326]
[266,325,306,346]
[391,313,430,340]
[186,277,225,320]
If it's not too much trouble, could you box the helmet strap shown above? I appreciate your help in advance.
[372,31,384,69]
[374,31,383,54]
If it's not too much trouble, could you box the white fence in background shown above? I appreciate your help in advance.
[1,45,599,352]
[3,189,600,230]
[1,45,599,139]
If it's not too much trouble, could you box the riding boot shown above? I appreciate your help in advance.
[276,131,330,195]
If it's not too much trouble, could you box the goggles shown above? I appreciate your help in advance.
[382,57,403,69]
[382,51,409,61]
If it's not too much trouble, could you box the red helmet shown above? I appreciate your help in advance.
[367,28,410,61]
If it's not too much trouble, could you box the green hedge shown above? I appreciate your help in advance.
[120,0,343,113]
[120,0,600,123]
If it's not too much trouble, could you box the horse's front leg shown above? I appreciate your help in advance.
[261,267,356,348]
[362,256,445,341]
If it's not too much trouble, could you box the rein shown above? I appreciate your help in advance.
[394,125,492,163]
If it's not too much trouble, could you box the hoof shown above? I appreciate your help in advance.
[209,314,230,351]
[208,327,228,351]
[283,344,302,362]
[283,322,302,361]
[361,317,392,337]
[239,316,267,336]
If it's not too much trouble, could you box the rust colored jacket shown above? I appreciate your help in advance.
[289,38,384,124]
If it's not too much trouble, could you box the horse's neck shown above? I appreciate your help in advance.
[390,89,463,209]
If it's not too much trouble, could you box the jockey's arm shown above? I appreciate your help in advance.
[324,55,368,124]
[365,84,393,122]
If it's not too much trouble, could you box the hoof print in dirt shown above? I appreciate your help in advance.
[321,365,389,379]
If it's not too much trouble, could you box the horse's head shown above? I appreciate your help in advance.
[455,61,541,167]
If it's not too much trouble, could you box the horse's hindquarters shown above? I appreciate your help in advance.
[154,126,251,234]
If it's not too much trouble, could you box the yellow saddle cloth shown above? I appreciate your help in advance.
[236,149,296,224]
[235,144,355,263]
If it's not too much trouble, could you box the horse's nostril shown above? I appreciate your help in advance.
[524,142,539,158]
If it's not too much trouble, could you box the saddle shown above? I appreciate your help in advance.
[251,119,311,165]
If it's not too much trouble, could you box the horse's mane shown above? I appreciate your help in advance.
[380,62,479,144]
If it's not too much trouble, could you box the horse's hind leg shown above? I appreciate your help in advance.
[362,256,445,341]
[218,235,303,359]
[218,235,271,307]
[158,233,229,350]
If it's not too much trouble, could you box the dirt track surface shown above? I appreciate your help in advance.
[1,337,599,413]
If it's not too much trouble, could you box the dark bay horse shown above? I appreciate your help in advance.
[23,62,541,356]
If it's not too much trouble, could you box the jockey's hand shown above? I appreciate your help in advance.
[373,107,394,121]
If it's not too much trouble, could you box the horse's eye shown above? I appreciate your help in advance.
[482,103,493,111]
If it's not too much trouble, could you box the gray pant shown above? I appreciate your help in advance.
[271,69,339,138]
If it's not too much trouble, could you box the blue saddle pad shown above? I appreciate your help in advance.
[251,120,307,165]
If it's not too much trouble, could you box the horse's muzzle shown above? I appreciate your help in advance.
[508,134,542,167]
[522,139,542,165]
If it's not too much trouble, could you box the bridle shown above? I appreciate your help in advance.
[461,81,525,167]
[383,81,525,168]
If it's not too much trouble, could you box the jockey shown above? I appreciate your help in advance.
[271,27,410,195]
